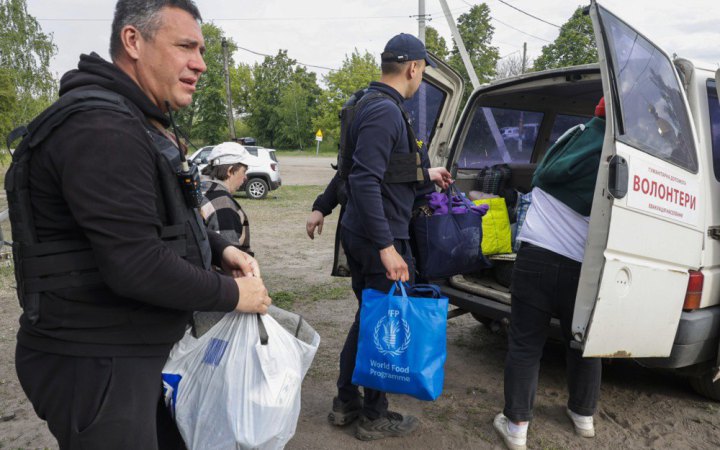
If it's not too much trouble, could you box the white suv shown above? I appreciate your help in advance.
[189,144,281,199]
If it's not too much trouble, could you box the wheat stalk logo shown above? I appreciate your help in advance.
[374,316,412,357]
[382,320,399,349]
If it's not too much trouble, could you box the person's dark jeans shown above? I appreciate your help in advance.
[15,344,183,450]
[336,227,414,420]
[503,243,602,423]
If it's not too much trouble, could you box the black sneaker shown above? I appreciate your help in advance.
[328,396,362,426]
[355,411,420,441]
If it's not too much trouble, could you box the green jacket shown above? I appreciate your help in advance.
[532,117,605,216]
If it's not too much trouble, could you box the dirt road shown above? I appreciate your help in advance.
[277,155,335,187]
[1,156,719,449]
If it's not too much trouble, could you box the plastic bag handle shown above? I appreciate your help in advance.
[389,281,409,300]
[445,184,473,210]
[257,313,269,345]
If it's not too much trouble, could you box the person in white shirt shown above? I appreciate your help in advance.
[494,98,606,450]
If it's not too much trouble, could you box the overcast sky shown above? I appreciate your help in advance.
[26,0,719,82]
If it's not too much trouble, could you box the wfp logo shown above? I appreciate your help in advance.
[373,310,411,356]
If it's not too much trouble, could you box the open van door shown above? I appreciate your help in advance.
[571,1,704,357]
[404,52,464,168]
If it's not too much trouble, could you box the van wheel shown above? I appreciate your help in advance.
[471,313,493,328]
[689,370,720,401]
[245,178,268,199]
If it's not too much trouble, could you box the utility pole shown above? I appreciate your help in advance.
[221,38,236,140]
[521,42,527,73]
[418,0,426,43]
[417,0,427,152]
[439,0,507,161]
[438,0,479,89]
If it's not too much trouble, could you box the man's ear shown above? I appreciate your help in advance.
[407,61,419,80]
[120,25,143,61]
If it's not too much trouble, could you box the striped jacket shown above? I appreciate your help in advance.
[200,178,252,256]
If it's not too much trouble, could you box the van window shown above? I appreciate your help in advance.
[456,106,543,169]
[706,80,720,181]
[601,8,697,172]
[403,80,446,150]
[549,114,589,144]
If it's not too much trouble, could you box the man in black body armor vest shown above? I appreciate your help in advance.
[324,34,452,441]
[8,1,271,448]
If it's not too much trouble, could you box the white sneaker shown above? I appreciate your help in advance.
[493,413,527,450]
[566,408,595,438]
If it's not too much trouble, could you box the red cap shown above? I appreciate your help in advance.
[595,97,605,118]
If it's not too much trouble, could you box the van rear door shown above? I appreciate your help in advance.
[572,1,704,357]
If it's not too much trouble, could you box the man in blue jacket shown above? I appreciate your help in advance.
[328,33,452,441]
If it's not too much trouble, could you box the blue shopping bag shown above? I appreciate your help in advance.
[352,282,449,401]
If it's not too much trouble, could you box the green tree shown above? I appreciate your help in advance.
[229,62,254,116]
[0,0,57,139]
[276,73,321,150]
[247,50,299,148]
[448,4,499,99]
[312,50,380,146]
[424,26,449,61]
[176,23,234,145]
[532,7,597,71]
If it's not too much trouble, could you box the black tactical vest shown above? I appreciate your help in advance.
[4,89,211,324]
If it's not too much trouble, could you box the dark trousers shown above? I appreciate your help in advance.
[16,344,185,450]
[337,228,414,419]
[503,244,602,423]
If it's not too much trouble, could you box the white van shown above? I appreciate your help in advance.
[398,0,720,400]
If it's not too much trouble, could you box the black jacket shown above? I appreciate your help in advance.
[17,53,238,357]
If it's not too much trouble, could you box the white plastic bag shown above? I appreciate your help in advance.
[162,308,320,450]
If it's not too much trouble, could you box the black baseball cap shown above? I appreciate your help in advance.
[381,33,437,68]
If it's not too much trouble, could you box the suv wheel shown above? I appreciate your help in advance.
[245,178,269,199]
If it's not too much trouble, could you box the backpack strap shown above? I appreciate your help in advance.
[6,125,28,150]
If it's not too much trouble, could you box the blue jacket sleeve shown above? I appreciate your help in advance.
[312,172,340,216]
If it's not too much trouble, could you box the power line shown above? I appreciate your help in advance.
[495,0,560,28]
[235,46,336,71]
[499,49,521,59]
[37,13,413,22]
[491,15,551,43]
[457,0,552,43]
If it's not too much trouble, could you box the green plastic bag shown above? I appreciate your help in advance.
[473,198,512,255]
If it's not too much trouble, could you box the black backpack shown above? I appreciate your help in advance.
[4,90,136,323]
[4,89,208,324]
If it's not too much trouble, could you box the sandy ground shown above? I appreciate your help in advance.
[1,155,720,449]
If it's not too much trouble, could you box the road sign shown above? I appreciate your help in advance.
[315,129,323,142]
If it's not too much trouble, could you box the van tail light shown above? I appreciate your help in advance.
[683,270,704,311]
[271,163,277,172]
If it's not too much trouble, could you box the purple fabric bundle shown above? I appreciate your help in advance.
[427,190,489,216]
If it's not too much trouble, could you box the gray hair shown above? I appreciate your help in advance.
[110,0,202,60]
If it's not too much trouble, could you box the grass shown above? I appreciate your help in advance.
[237,185,326,209]
[274,148,337,158]
[270,283,350,311]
